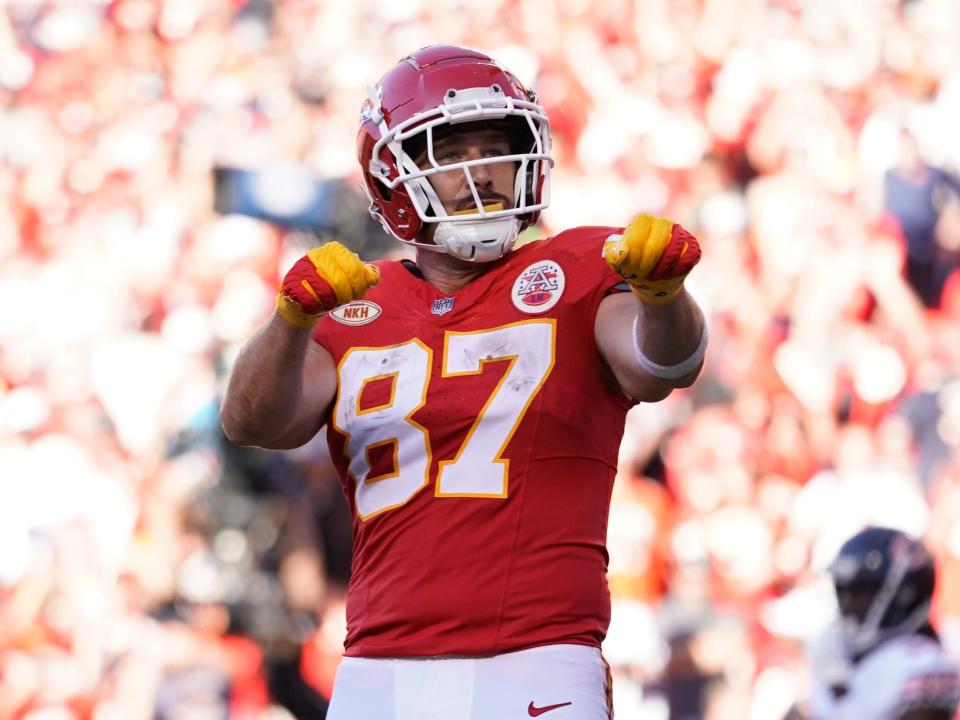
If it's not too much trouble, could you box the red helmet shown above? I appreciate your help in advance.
[357,45,552,262]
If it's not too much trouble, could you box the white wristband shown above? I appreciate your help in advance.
[632,314,708,380]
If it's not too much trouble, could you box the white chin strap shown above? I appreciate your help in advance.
[432,217,520,262]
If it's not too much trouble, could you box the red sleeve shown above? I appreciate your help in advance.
[543,225,630,315]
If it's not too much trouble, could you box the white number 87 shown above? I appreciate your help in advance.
[332,320,557,519]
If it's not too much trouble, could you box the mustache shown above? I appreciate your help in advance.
[454,193,511,212]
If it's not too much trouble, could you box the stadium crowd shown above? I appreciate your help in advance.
[1,0,959,717]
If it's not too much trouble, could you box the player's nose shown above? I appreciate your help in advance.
[467,151,493,183]
[471,164,491,185]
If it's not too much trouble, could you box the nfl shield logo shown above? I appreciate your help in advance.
[431,297,455,316]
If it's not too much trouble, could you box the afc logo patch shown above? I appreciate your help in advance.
[511,260,565,314]
[431,297,455,315]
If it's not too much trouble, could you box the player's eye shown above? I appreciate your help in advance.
[436,150,463,164]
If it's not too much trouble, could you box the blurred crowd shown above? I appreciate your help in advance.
[1,0,959,718]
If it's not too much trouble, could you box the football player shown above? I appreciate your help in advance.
[221,45,707,719]
[806,527,960,720]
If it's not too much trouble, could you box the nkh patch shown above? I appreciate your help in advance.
[431,297,455,315]
[511,260,565,314]
[330,300,382,326]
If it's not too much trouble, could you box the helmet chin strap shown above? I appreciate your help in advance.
[433,216,520,262]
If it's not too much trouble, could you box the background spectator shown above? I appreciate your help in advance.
[1,1,959,718]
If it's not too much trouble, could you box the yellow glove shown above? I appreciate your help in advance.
[603,214,702,305]
[276,242,380,329]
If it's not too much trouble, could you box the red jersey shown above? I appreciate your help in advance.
[312,226,635,657]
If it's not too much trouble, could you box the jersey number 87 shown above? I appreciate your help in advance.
[332,320,556,519]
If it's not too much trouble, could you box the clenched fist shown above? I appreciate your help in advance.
[603,214,701,305]
[276,242,380,328]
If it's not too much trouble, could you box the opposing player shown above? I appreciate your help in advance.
[221,45,707,719]
[806,527,960,720]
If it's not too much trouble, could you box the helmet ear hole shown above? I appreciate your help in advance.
[524,161,536,203]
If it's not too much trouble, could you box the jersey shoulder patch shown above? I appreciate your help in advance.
[539,225,623,259]
[522,226,626,302]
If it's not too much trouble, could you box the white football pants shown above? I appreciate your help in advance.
[326,643,613,720]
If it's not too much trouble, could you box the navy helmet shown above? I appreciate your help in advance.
[828,526,935,654]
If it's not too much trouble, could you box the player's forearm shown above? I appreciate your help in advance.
[220,313,314,446]
[595,290,707,402]
[634,289,705,380]
[600,213,705,400]
[620,290,705,400]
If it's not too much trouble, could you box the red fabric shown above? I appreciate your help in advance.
[280,255,340,315]
[300,632,338,701]
[221,636,268,714]
[313,227,635,657]
[648,224,702,281]
[941,270,960,319]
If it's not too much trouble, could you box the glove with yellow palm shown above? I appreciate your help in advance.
[603,214,701,305]
[276,242,380,329]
